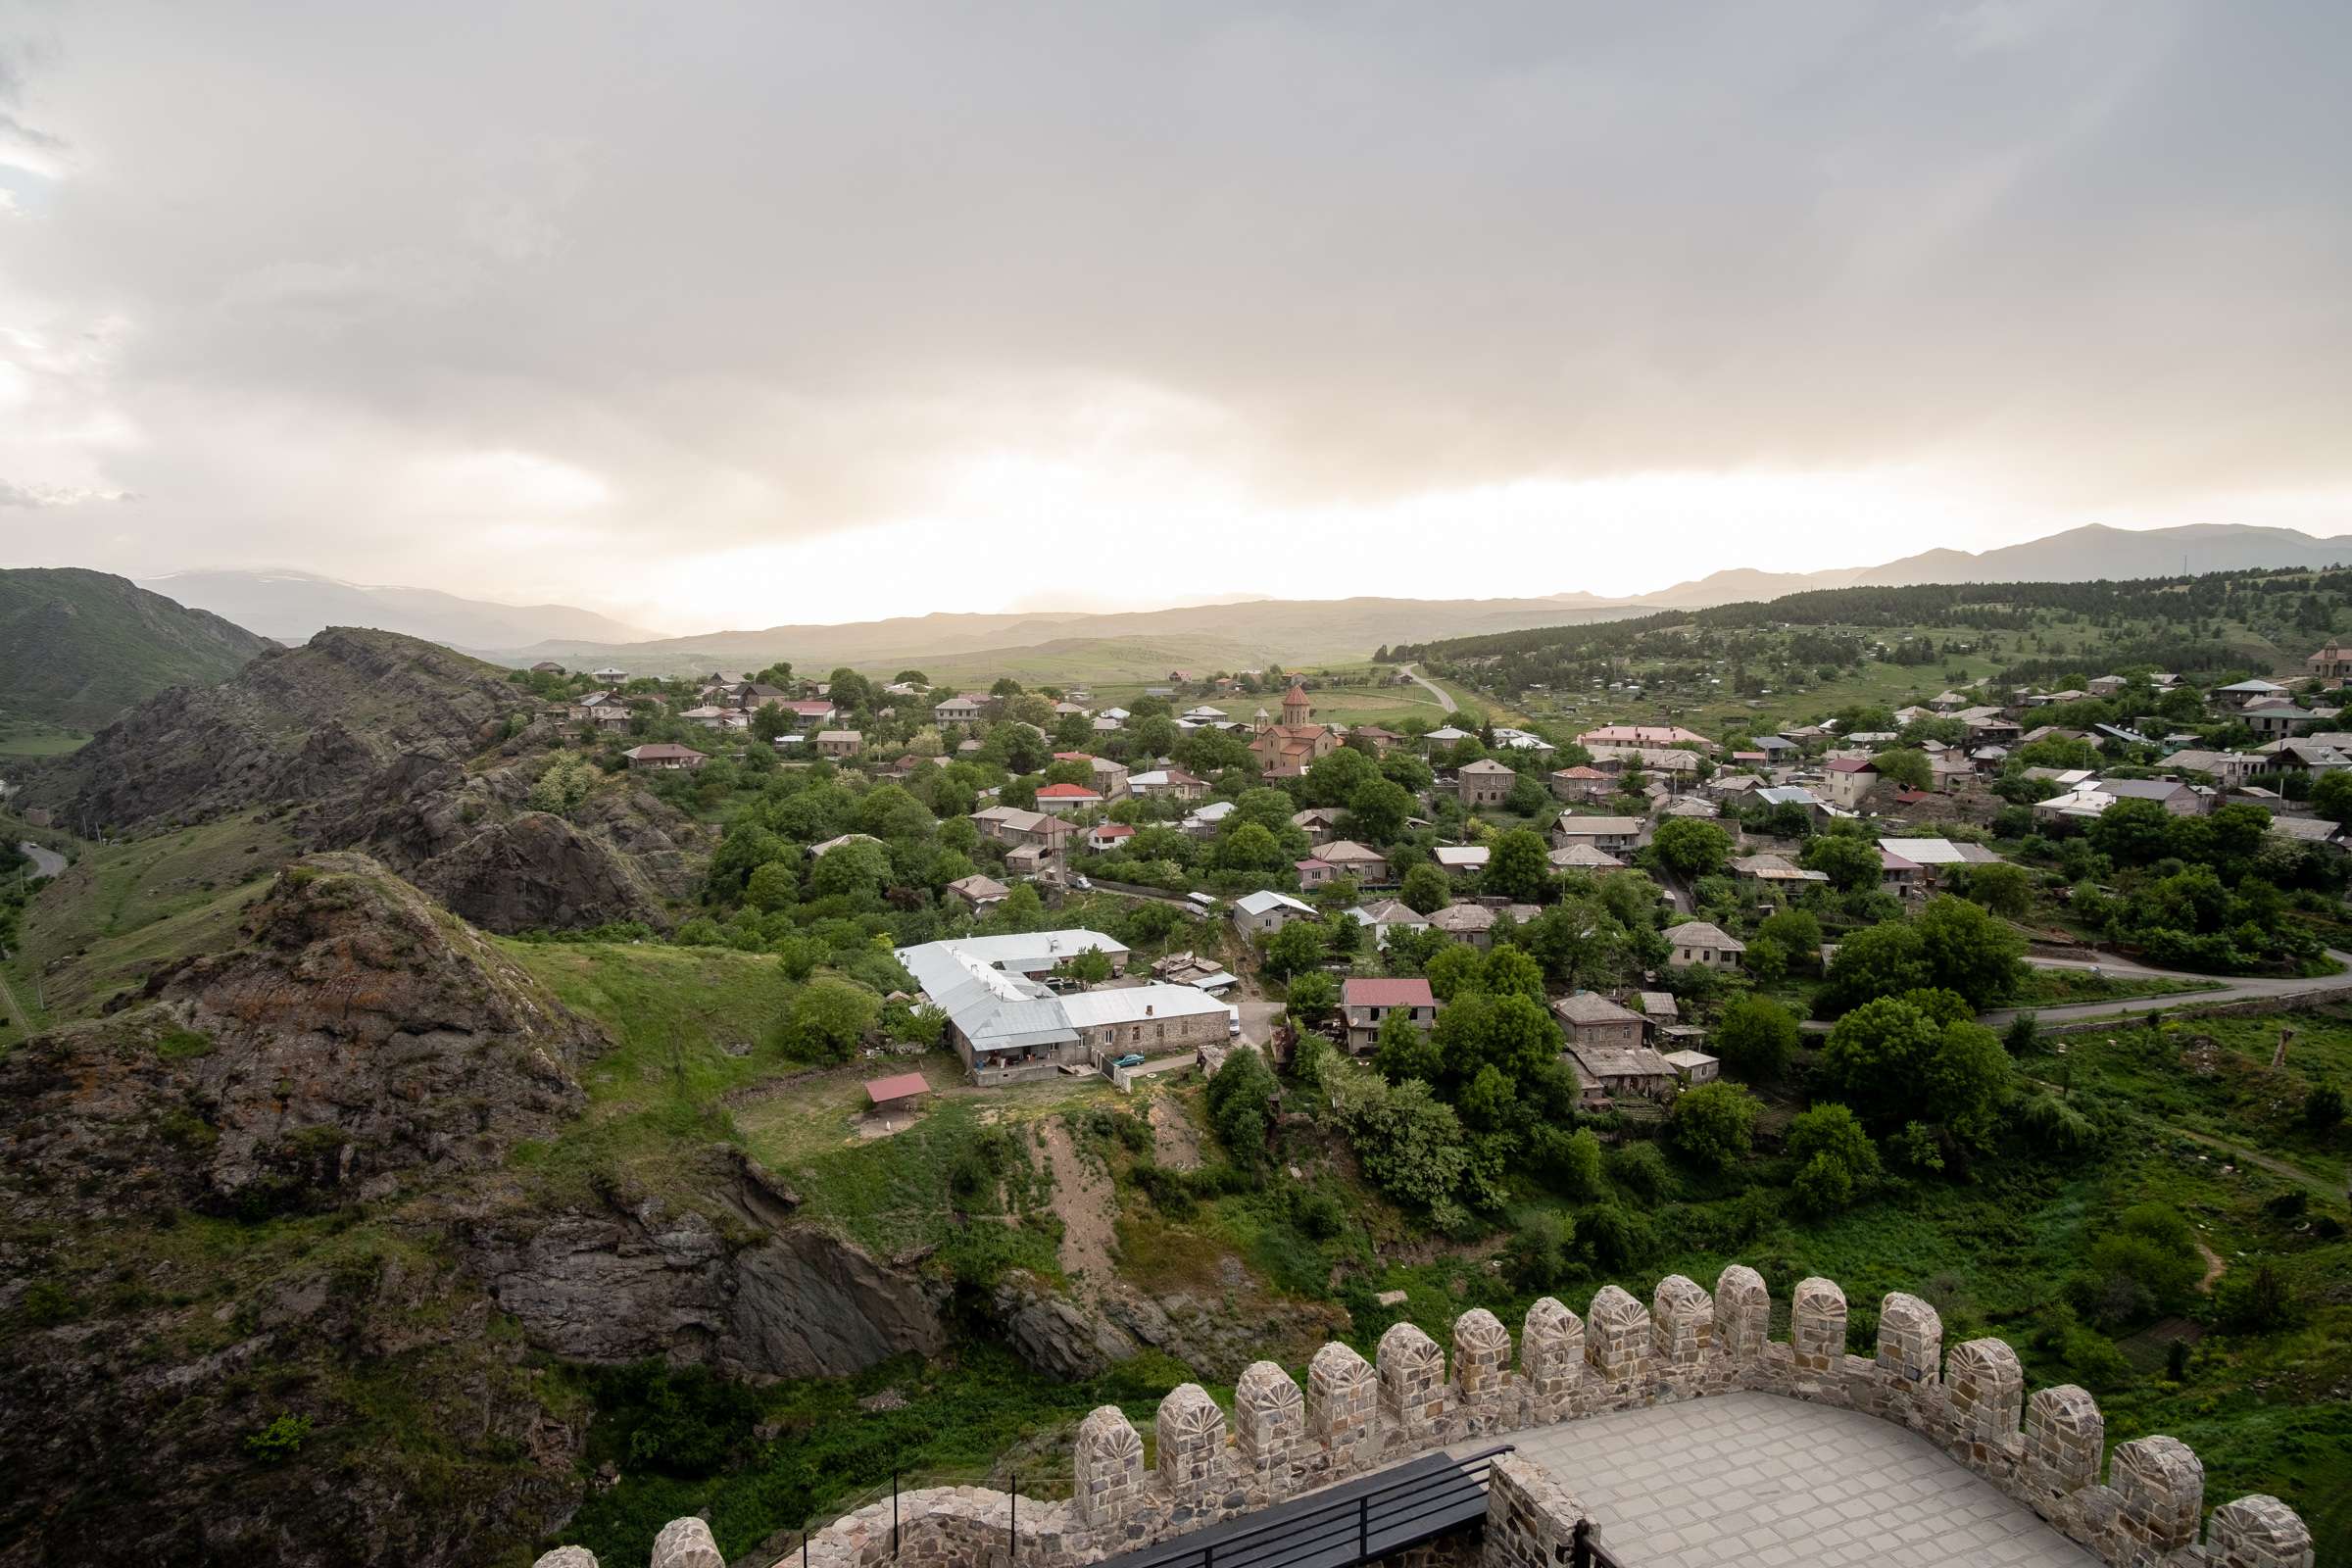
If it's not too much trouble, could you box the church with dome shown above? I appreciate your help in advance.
[1249,681,1340,774]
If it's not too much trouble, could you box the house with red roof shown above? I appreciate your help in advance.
[1087,821,1136,853]
[1821,756,1880,809]
[1340,975,1437,1054]
[1550,764,1611,804]
[1034,781,1104,814]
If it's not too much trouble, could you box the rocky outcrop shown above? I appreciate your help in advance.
[0,854,601,1220]
[466,1182,950,1380]
[0,857,609,1568]
[30,626,705,931]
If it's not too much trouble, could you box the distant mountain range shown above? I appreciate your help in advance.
[17,520,2337,700]
[1624,522,2352,607]
[475,521,2352,678]
[132,568,662,651]
[0,567,275,730]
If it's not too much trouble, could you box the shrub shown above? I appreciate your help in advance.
[1668,1082,1758,1173]
[1505,1210,1576,1292]
[1609,1141,1668,1200]
[2211,1259,2302,1335]
[1711,996,1798,1081]
[244,1414,313,1464]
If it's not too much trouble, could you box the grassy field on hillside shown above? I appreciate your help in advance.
[2,810,291,1028]
[0,716,91,758]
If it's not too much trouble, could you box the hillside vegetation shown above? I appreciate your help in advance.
[0,567,274,730]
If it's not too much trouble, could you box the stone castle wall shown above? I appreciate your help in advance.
[538,1264,2316,1568]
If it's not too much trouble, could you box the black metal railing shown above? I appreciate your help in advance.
[1099,1446,1516,1568]
[1567,1517,1630,1568]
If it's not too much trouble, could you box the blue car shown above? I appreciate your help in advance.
[1111,1054,1147,1070]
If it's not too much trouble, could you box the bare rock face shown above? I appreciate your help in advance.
[0,854,601,1221]
[0,857,606,1568]
[32,626,705,932]
[466,1184,950,1379]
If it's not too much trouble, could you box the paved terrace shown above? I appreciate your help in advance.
[1504,1392,2094,1568]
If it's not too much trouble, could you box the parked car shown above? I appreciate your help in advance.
[1110,1053,1147,1070]
[1071,874,1093,891]
[1226,1006,1242,1038]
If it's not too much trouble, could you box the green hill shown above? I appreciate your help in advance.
[0,568,275,731]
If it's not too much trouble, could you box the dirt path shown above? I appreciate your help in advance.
[1147,1095,1202,1171]
[2172,1124,2342,1198]
[2196,1242,2227,1293]
[1036,1116,1118,1295]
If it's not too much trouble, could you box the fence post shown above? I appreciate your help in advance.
[1357,1494,1369,1561]
[1009,1473,1016,1565]
[893,1470,900,1557]
[1570,1518,1592,1568]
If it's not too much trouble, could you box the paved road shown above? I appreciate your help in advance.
[1503,1392,2095,1567]
[1980,949,2352,1030]
[17,841,65,880]
[1396,664,1454,712]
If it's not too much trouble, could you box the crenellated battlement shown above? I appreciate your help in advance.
[537,1265,2315,1568]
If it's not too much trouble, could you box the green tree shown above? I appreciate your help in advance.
[1801,832,1883,893]
[743,859,800,913]
[1346,778,1416,845]
[1425,943,1486,1002]
[1669,1081,1758,1172]
[1484,828,1551,902]
[1480,945,1546,1004]
[779,978,880,1062]
[1399,861,1452,914]
[1373,1004,1443,1083]
[1712,994,1798,1081]
[1818,921,1933,1013]
[1870,748,1932,792]
[1287,969,1340,1024]
[1651,816,1733,879]
[1961,861,2034,919]
[1263,919,1329,979]
[1820,996,2008,1144]
[1203,1042,1279,1171]
[2311,768,2352,827]
[2088,796,2173,865]
[809,839,893,901]
[1304,745,1380,807]
[1786,1102,1881,1213]
[1915,894,2023,1007]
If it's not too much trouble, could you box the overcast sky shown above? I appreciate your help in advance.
[2,1,2347,633]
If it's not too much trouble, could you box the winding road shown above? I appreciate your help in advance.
[1396,664,1455,712]
[17,841,66,880]
[1979,950,2352,1030]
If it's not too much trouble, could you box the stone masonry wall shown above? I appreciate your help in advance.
[533,1265,2315,1568]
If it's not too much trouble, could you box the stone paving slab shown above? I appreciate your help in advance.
[1493,1391,2097,1568]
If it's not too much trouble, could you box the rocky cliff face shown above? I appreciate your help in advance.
[465,1185,950,1380]
[30,626,704,931]
[0,858,948,1568]
[2,854,599,1220]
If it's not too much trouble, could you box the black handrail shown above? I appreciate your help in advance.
[1570,1517,1630,1568]
[1104,1446,1516,1568]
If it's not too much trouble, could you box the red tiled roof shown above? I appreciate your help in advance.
[1036,782,1102,799]
[1092,822,1135,837]
[864,1072,931,1103]
[1824,758,1877,773]
[1342,977,1436,1007]
[1553,765,1606,778]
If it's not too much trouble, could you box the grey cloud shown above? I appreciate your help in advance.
[3,0,2348,580]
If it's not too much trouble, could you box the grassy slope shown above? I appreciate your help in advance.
[0,717,90,758]
[0,566,273,730]
[1,811,292,1030]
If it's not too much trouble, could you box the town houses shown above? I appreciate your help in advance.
[524,642,2352,1104]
